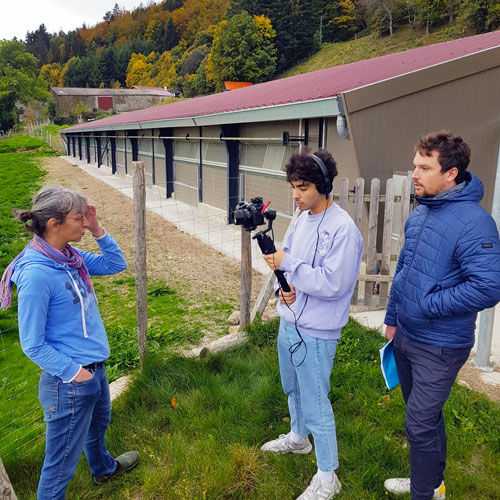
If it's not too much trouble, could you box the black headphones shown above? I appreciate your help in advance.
[309,154,332,195]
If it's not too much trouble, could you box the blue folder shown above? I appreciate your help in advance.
[379,339,400,390]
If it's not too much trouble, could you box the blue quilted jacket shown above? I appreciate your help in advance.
[385,172,500,348]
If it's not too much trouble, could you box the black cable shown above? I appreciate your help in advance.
[277,198,329,367]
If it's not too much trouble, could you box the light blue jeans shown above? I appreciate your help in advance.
[37,365,117,500]
[278,319,339,472]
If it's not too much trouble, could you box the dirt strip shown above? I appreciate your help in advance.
[42,157,265,340]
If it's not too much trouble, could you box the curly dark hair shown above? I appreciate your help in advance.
[415,131,470,184]
[284,149,338,195]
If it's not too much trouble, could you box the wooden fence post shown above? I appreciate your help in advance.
[380,178,395,306]
[339,177,349,210]
[351,177,365,304]
[399,177,411,251]
[133,161,148,363]
[364,178,380,306]
[240,229,252,330]
[354,177,364,229]
[251,207,301,322]
[0,459,17,500]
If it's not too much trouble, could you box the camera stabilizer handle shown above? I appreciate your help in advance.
[253,229,291,293]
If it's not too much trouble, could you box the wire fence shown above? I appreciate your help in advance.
[0,141,248,461]
[1,130,415,463]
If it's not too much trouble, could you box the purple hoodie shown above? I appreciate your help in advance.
[277,203,363,339]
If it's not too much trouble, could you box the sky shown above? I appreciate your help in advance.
[1,0,160,41]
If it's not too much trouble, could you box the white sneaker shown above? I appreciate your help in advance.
[296,472,341,499]
[384,478,446,499]
[260,433,312,454]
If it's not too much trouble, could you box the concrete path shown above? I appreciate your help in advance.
[62,156,269,275]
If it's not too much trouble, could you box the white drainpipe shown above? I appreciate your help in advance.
[475,143,500,371]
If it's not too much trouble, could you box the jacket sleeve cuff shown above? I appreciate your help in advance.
[384,312,397,326]
[280,253,294,272]
[61,362,82,383]
[93,229,107,240]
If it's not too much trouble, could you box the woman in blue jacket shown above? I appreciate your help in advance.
[0,186,138,499]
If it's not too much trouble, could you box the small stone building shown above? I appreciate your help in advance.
[50,87,175,117]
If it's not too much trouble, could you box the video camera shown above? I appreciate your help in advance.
[233,197,291,292]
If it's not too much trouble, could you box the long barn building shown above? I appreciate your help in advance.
[61,31,500,239]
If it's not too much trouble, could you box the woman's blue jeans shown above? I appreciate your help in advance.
[278,319,339,472]
[37,365,117,500]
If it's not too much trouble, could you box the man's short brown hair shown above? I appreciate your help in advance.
[415,131,470,184]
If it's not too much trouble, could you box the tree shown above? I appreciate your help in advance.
[162,0,185,10]
[98,46,117,87]
[48,32,65,63]
[150,51,177,87]
[327,0,359,41]
[370,0,406,36]
[125,52,156,87]
[145,17,164,49]
[115,40,155,86]
[164,18,180,51]
[62,30,87,61]
[229,0,318,72]
[0,41,49,131]
[207,11,277,91]
[39,63,63,87]
[181,48,206,75]
[456,0,495,33]
[381,0,398,35]
[25,24,51,66]
[417,0,448,34]
[63,57,91,87]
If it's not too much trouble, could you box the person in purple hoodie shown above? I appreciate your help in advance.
[260,149,363,500]
[0,186,139,500]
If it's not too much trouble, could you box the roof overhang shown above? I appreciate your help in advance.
[61,96,341,134]
[341,45,500,113]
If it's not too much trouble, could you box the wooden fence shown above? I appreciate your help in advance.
[333,176,413,309]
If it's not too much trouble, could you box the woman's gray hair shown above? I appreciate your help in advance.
[14,186,87,237]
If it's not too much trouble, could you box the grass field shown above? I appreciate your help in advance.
[2,137,499,499]
[280,25,470,78]
[0,138,233,459]
[6,318,500,499]
[0,137,49,459]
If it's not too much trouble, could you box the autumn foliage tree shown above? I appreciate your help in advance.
[18,0,500,101]
[207,11,276,91]
[39,63,63,87]
[125,51,177,87]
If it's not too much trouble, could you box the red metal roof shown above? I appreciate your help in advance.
[65,31,500,132]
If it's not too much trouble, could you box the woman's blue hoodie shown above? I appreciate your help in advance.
[11,233,127,382]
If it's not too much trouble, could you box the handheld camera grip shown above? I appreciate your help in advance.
[253,232,291,293]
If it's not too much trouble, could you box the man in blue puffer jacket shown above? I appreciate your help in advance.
[383,131,500,500]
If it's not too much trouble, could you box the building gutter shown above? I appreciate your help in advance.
[60,96,341,135]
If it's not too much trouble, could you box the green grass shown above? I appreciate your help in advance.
[0,136,48,154]
[93,276,233,381]
[0,141,234,460]
[0,141,48,459]
[39,124,69,136]
[280,25,471,78]
[6,318,500,499]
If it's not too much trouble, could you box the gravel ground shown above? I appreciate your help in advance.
[42,156,265,344]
